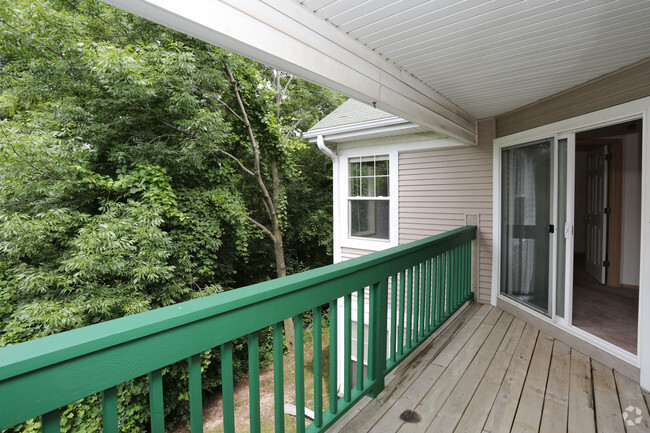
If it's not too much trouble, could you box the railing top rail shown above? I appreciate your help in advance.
[0,225,475,382]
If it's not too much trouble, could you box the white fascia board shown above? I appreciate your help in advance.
[335,133,468,154]
[101,0,477,145]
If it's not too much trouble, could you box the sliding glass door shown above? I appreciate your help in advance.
[500,139,553,315]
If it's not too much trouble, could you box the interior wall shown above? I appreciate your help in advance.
[620,132,642,286]
[574,151,588,254]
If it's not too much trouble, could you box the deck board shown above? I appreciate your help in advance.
[568,349,596,433]
[614,371,650,433]
[452,318,526,433]
[592,360,625,433]
[539,340,570,433]
[329,304,648,433]
[482,323,538,433]
[511,332,554,433]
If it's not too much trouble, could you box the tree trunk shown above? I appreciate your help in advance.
[274,232,295,352]
[270,154,294,352]
[223,63,296,353]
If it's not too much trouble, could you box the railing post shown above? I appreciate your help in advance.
[368,279,388,398]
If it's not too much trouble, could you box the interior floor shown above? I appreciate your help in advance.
[572,255,638,354]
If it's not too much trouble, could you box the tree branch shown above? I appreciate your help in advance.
[223,61,277,219]
[281,75,294,99]
[245,215,275,242]
[214,147,255,177]
[215,95,245,123]
[0,17,65,59]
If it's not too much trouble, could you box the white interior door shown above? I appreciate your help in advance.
[585,146,609,283]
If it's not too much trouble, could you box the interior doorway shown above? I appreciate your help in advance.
[571,120,642,354]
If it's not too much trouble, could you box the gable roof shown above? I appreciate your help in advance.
[304,99,433,143]
[310,99,395,130]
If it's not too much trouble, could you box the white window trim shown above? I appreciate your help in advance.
[338,148,398,251]
[491,96,650,390]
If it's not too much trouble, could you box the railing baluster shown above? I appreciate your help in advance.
[148,369,164,433]
[356,288,364,390]
[329,300,338,415]
[368,279,388,398]
[294,314,305,433]
[344,294,352,402]
[431,257,438,328]
[390,274,397,364]
[466,242,472,299]
[444,251,450,318]
[273,322,285,433]
[221,342,235,433]
[438,254,444,323]
[419,261,426,336]
[187,354,202,433]
[101,386,118,433]
[456,247,461,306]
[248,332,261,433]
[451,248,458,311]
[398,270,405,356]
[313,306,323,427]
[413,264,420,342]
[424,259,430,333]
[42,410,60,433]
[405,268,412,350]
[451,247,457,309]
[460,244,466,300]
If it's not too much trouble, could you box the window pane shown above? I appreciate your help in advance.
[349,178,360,196]
[376,176,389,197]
[361,177,374,197]
[361,156,374,176]
[375,159,388,176]
[350,200,389,239]
[349,158,360,177]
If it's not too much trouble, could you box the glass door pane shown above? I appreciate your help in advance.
[500,139,552,315]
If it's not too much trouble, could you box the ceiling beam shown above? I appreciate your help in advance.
[102,0,477,145]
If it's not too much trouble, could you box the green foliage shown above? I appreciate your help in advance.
[0,0,343,431]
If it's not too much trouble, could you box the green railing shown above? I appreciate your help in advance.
[0,226,476,433]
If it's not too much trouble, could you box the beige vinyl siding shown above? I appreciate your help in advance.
[398,119,494,304]
[496,58,650,137]
[340,247,373,261]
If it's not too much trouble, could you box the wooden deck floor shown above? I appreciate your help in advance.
[330,303,650,433]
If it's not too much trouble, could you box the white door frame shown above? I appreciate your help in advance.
[554,134,576,327]
[492,97,650,391]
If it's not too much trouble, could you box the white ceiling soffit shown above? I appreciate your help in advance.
[101,0,477,145]
[302,0,650,120]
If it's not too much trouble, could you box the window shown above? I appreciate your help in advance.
[348,155,390,239]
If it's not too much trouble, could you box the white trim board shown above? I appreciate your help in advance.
[334,133,468,154]
[492,96,650,391]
